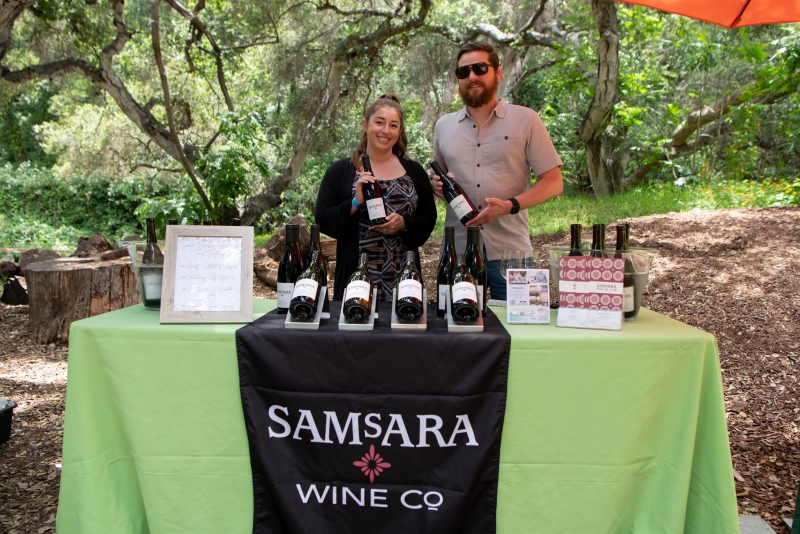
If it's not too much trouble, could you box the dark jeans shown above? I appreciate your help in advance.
[486,259,506,301]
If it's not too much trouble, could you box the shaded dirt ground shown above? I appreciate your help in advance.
[2,206,799,533]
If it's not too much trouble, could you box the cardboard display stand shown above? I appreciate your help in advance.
[338,288,378,331]
[446,290,484,333]
[390,288,427,330]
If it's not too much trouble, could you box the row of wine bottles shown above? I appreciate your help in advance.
[436,226,488,323]
[567,222,636,318]
[277,224,328,319]
[359,156,480,227]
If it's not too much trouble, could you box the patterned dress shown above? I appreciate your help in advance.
[352,174,419,301]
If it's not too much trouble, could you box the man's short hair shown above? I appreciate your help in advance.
[456,42,500,68]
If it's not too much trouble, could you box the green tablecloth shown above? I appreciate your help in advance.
[57,302,738,534]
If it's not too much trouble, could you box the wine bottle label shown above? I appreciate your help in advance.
[397,279,422,301]
[277,282,294,308]
[449,195,473,219]
[142,271,162,300]
[292,279,319,300]
[452,281,478,303]
[623,286,634,312]
[366,198,387,220]
[345,280,371,302]
[438,284,448,310]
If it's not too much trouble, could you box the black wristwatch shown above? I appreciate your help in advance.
[508,197,520,215]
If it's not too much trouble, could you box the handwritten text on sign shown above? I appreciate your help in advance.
[173,236,242,312]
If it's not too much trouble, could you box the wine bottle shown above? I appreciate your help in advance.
[192,218,201,225]
[451,254,480,324]
[168,218,178,226]
[395,250,424,322]
[343,252,373,322]
[231,218,241,226]
[568,224,583,256]
[429,161,479,225]
[615,224,636,318]
[464,226,488,316]
[590,224,606,258]
[360,155,388,225]
[203,220,212,226]
[289,249,323,320]
[307,224,327,286]
[141,217,164,309]
[436,226,457,317]
[277,224,305,314]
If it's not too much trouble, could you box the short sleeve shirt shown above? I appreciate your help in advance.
[432,99,563,260]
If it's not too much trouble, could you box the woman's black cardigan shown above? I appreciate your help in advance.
[314,157,437,300]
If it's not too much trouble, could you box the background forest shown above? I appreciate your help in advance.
[0,0,798,252]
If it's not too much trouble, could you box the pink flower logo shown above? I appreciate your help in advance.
[353,444,391,483]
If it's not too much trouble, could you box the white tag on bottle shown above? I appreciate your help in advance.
[142,271,162,300]
[452,281,478,303]
[623,286,634,312]
[438,284,448,310]
[397,279,422,301]
[277,282,294,308]
[292,279,319,300]
[477,285,484,306]
[345,280,371,302]
[366,198,387,220]
[449,195,473,219]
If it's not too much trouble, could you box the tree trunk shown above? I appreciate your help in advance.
[577,0,620,198]
[26,257,140,344]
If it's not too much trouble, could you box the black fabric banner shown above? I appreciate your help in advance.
[236,302,511,534]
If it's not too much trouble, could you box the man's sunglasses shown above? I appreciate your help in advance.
[455,62,493,79]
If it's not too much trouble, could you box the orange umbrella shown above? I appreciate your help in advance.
[618,0,800,27]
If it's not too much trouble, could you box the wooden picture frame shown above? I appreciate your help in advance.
[159,225,253,324]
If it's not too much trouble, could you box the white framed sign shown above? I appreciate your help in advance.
[159,225,253,324]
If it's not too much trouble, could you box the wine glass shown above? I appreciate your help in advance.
[521,251,538,269]
[500,250,521,280]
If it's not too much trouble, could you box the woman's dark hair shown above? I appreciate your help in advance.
[351,93,408,170]
[456,42,500,69]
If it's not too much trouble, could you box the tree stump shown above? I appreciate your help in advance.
[25,257,140,344]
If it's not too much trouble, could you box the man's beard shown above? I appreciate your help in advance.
[459,76,499,108]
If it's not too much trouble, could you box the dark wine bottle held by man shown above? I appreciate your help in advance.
[429,161,479,225]
[277,224,305,314]
[436,226,457,317]
[590,224,606,258]
[465,226,488,316]
[289,249,324,320]
[360,155,388,225]
[451,254,480,324]
[343,252,373,322]
[395,250,424,322]
[615,223,636,319]
[569,224,583,256]
[141,217,164,309]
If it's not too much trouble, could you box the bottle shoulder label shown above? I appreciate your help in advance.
[277,282,294,308]
[366,198,387,220]
[345,280,371,302]
[449,194,473,219]
[452,281,478,303]
[397,279,422,301]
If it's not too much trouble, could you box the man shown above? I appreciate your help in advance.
[432,42,564,300]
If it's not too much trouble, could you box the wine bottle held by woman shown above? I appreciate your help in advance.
[360,155,388,225]
[451,254,480,324]
[289,249,324,320]
[395,250,424,322]
[436,226,457,317]
[590,224,606,258]
[429,161,478,225]
[277,224,305,314]
[465,226,488,316]
[615,223,636,318]
[568,224,583,256]
[343,253,373,322]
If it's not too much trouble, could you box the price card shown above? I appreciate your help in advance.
[556,256,624,331]
[506,269,551,324]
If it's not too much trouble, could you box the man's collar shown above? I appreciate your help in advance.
[457,98,508,122]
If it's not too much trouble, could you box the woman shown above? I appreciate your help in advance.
[315,94,436,301]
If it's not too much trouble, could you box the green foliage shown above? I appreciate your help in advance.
[0,81,57,166]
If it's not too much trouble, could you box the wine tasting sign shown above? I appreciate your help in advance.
[236,302,511,534]
[160,225,253,324]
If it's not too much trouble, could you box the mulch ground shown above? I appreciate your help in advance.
[2,206,799,533]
